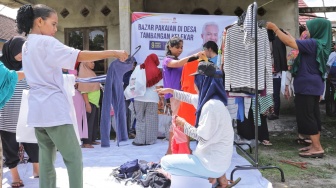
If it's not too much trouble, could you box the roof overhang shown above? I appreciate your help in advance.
[1,0,35,8]
[299,6,336,14]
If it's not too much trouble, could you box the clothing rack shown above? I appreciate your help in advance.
[230,1,285,183]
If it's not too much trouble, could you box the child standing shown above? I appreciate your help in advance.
[16,4,128,188]
[77,62,101,148]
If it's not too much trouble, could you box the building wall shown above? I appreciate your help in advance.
[0,43,4,53]
[36,0,299,50]
[0,14,20,52]
[33,0,144,62]
[144,0,299,38]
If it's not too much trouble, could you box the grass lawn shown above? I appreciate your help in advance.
[258,132,336,179]
[237,112,336,187]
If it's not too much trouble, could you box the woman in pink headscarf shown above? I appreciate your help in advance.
[77,62,101,148]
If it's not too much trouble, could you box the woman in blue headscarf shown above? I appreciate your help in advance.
[157,62,239,187]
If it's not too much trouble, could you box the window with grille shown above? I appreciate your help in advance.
[65,27,108,75]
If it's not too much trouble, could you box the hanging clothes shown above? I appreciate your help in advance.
[68,69,88,139]
[62,74,81,144]
[237,106,270,142]
[100,58,136,147]
[172,60,199,154]
[219,28,229,71]
[140,53,162,87]
[243,4,256,47]
[267,29,287,117]
[76,75,107,83]
[226,97,251,121]
[177,60,199,125]
[251,94,274,126]
[268,29,288,72]
[224,24,273,95]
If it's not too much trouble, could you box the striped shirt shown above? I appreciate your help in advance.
[252,94,274,126]
[224,24,273,95]
[227,97,251,120]
[0,80,29,133]
[244,3,256,47]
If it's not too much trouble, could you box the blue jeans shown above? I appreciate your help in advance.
[161,154,223,179]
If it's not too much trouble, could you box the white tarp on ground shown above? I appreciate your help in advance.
[2,139,272,188]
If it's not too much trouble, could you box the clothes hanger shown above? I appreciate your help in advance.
[124,45,141,62]
[237,0,274,27]
[131,45,141,58]
[237,11,246,26]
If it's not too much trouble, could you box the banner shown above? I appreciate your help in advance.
[131,12,237,67]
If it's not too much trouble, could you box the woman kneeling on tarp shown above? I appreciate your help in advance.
[157,62,240,188]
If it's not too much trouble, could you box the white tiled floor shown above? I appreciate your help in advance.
[2,139,272,188]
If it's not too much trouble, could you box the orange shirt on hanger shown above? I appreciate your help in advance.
[177,60,199,126]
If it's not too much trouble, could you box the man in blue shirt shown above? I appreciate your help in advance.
[203,41,219,67]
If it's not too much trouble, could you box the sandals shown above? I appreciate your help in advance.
[261,140,272,146]
[92,141,100,145]
[295,138,312,146]
[11,180,24,187]
[298,146,311,152]
[214,177,241,188]
[81,144,94,148]
[298,146,324,158]
[132,141,147,146]
[129,133,136,139]
[226,177,241,188]
[299,151,324,158]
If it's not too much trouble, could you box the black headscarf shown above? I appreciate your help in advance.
[0,36,26,71]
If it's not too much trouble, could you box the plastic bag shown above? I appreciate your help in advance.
[172,115,188,144]
[124,65,146,100]
[16,90,38,143]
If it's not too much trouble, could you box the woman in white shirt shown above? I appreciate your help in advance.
[157,62,239,187]
[16,4,128,188]
[133,54,163,146]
